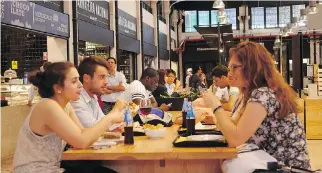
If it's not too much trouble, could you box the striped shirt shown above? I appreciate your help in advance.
[118,80,153,103]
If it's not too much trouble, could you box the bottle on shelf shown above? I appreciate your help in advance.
[124,108,134,145]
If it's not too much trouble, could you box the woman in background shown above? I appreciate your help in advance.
[200,73,207,89]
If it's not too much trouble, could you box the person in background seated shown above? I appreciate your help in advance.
[13,62,125,173]
[152,69,168,98]
[101,57,127,114]
[189,66,202,89]
[185,68,192,89]
[27,61,52,106]
[202,41,310,169]
[118,68,169,111]
[211,65,239,112]
[200,73,208,89]
[165,69,177,96]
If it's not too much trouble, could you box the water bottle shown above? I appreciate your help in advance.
[23,72,28,84]
[186,103,195,136]
[181,98,188,128]
[124,108,134,145]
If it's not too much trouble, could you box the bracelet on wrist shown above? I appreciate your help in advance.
[213,105,223,114]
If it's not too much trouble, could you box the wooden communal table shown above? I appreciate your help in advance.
[63,112,237,173]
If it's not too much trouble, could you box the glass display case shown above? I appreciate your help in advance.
[0,84,39,106]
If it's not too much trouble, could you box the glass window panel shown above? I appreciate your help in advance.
[211,10,218,25]
[266,7,278,28]
[198,11,210,26]
[251,7,264,29]
[292,4,305,19]
[226,8,237,30]
[185,11,197,32]
[279,6,291,27]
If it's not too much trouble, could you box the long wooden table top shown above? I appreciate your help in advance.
[63,121,237,161]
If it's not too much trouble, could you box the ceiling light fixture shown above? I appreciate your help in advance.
[282,27,289,37]
[299,9,308,22]
[308,1,318,14]
[213,0,225,9]
[287,23,293,34]
[291,17,298,28]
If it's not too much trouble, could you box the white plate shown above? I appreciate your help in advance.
[187,135,223,141]
[195,122,216,130]
[97,136,124,143]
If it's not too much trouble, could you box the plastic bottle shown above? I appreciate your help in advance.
[124,108,134,145]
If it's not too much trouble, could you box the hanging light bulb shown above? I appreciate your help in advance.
[218,16,227,24]
[291,17,298,28]
[282,27,289,37]
[213,0,225,9]
[274,35,281,45]
[307,1,318,14]
[217,8,227,18]
[287,23,293,34]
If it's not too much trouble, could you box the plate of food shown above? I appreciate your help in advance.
[98,132,124,142]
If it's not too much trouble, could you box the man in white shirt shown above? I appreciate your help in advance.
[211,65,239,112]
[118,68,169,111]
[185,68,192,89]
[100,57,127,114]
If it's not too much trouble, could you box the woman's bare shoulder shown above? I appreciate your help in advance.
[33,98,61,112]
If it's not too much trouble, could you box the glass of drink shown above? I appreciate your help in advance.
[139,99,152,116]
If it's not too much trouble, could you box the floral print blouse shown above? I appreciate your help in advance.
[232,87,311,169]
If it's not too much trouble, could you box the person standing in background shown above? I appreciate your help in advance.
[189,66,202,89]
[101,57,127,114]
[185,68,192,89]
[200,73,208,89]
[27,61,52,106]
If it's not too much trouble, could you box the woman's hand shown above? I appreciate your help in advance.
[202,90,222,111]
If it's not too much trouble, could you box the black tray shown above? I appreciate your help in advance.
[177,127,223,137]
[172,135,228,147]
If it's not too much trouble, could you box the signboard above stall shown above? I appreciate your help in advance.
[31,0,64,12]
[76,0,109,29]
[1,1,69,38]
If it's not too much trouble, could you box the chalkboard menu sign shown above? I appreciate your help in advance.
[1,1,69,38]
[76,0,109,29]
[31,0,63,12]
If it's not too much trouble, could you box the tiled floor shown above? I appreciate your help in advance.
[2,140,322,173]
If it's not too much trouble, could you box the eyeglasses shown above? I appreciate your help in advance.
[228,64,243,72]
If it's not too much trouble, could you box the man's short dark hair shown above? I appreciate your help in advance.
[140,68,159,80]
[211,65,228,78]
[166,69,176,76]
[193,66,202,74]
[78,56,108,83]
[106,57,117,64]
